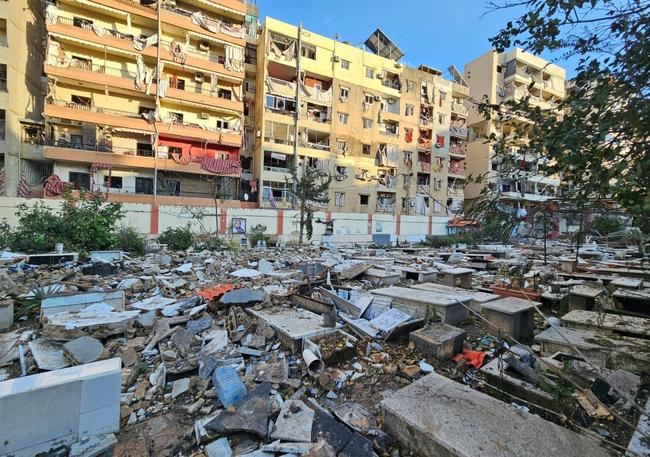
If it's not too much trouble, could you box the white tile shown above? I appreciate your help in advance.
[78,403,120,437]
[0,375,38,398]
[32,366,82,390]
[79,358,121,380]
[80,372,120,413]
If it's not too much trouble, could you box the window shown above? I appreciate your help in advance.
[364,94,374,105]
[405,104,414,116]
[137,143,153,157]
[73,17,93,29]
[404,151,413,162]
[163,179,181,196]
[301,43,316,60]
[69,172,90,190]
[439,91,446,107]
[406,80,415,92]
[135,177,154,195]
[70,134,83,149]
[436,135,445,148]
[71,95,91,106]
[335,166,347,176]
[104,176,123,189]
[359,194,369,205]
[175,78,186,90]
[338,112,348,124]
[216,119,230,130]
[218,88,232,99]
[70,57,91,71]
[170,112,184,123]
[438,113,446,125]
[362,143,371,155]
[363,118,372,129]
[336,139,348,153]
[339,86,349,101]
[341,59,350,70]
[433,178,442,191]
[245,81,256,93]
[365,67,375,79]
[335,192,345,207]
[139,106,155,116]
[266,95,296,112]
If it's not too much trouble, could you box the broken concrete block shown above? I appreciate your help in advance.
[409,324,466,361]
[206,382,271,437]
[338,432,374,457]
[40,290,126,321]
[171,377,190,399]
[0,299,14,330]
[311,409,353,453]
[28,338,71,371]
[81,263,118,276]
[69,433,117,457]
[381,372,609,457]
[371,287,471,324]
[205,437,233,457]
[482,297,536,340]
[64,336,104,365]
[42,310,141,341]
[303,439,336,457]
[271,399,314,442]
[221,288,267,307]
[0,358,121,457]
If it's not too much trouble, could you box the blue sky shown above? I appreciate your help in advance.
[254,0,577,77]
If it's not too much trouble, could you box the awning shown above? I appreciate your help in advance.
[195,0,246,18]
[447,217,479,228]
[67,0,128,16]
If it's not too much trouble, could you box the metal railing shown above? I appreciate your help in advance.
[451,101,468,115]
[449,143,466,156]
[50,99,142,119]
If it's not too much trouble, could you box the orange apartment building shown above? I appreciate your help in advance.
[40,0,255,206]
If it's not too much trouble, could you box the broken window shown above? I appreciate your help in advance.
[69,172,90,190]
[362,143,371,155]
[71,95,91,107]
[335,192,345,206]
[301,43,316,60]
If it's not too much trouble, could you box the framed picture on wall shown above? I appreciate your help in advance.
[232,218,247,234]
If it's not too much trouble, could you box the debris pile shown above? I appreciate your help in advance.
[0,239,649,456]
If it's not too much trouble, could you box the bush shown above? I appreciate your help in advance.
[158,224,195,251]
[0,219,13,250]
[9,202,66,253]
[589,216,623,236]
[423,232,478,248]
[249,224,270,247]
[114,227,146,256]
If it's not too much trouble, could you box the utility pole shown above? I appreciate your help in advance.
[291,22,302,207]
[153,0,162,201]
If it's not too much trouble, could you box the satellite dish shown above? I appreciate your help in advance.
[244,192,249,201]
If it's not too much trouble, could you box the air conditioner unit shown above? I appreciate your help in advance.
[195,73,204,83]
[200,112,209,119]
[373,95,381,102]
[276,99,285,110]
[333,56,341,62]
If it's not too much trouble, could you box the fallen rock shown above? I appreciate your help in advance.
[63,336,104,364]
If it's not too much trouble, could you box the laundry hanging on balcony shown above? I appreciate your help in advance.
[170,34,190,65]
[45,4,59,25]
[170,150,192,165]
[44,175,66,196]
[191,11,220,34]
[135,55,145,91]
[224,45,244,73]
[405,128,413,143]
[210,73,218,97]
[16,171,32,198]
[200,157,242,175]
[133,33,158,51]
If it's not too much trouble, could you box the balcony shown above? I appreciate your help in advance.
[449,143,466,157]
[44,63,243,114]
[376,198,396,213]
[45,100,242,145]
[449,125,468,139]
[42,139,240,177]
[448,166,465,179]
[417,161,431,173]
[47,17,243,80]
[451,101,468,116]
[447,188,464,198]
[418,138,432,150]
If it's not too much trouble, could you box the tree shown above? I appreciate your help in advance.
[588,215,623,235]
[479,0,650,217]
[289,166,332,247]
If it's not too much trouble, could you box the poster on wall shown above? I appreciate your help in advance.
[232,218,247,234]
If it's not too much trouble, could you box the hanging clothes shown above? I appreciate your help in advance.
[405,128,413,143]
[224,45,244,73]
[135,55,145,91]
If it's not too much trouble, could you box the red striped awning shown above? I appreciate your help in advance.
[200,157,242,175]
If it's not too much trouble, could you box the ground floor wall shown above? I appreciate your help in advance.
[0,197,450,245]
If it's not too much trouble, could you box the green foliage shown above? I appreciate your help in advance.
[424,232,478,248]
[288,167,332,246]
[158,224,195,251]
[479,0,650,214]
[0,219,13,250]
[588,216,623,236]
[114,227,146,256]
[249,224,270,246]
[7,190,123,254]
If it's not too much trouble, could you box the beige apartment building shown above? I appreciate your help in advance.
[253,17,469,216]
[0,0,46,196]
[463,48,566,205]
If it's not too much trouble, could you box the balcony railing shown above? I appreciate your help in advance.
[44,138,147,156]
[52,17,227,67]
[449,143,466,156]
[451,101,468,115]
[449,125,468,139]
[448,167,465,176]
[50,99,142,119]
[447,188,464,198]
[382,79,400,90]
[418,162,431,173]
[418,139,432,150]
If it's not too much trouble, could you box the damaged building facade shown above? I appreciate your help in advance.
[253,18,470,217]
[40,0,249,202]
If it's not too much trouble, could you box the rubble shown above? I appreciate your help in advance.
[0,238,648,456]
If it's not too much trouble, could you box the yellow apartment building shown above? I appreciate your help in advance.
[253,17,468,217]
[463,48,566,205]
[40,0,252,205]
[0,0,46,196]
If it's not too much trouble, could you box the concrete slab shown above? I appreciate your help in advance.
[562,310,650,339]
[627,394,650,456]
[248,307,336,353]
[63,336,104,365]
[41,290,125,321]
[482,297,536,340]
[29,338,71,371]
[371,287,471,325]
[534,326,650,371]
[380,372,608,457]
[400,267,437,283]
[610,277,643,290]
[411,283,499,311]
[436,268,474,289]
[43,310,141,340]
[409,324,465,360]
[362,268,401,286]
[271,399,314,442]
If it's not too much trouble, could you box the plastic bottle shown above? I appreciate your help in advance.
[212,366,247,408]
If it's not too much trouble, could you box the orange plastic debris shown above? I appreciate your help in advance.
[197,284,237,301]
[451,349,486,369]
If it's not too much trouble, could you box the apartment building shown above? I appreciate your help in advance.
[0,0,46,196]
[463,48,566,205]
[41,0,249,202]
[253,17,467,217]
